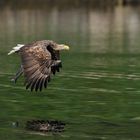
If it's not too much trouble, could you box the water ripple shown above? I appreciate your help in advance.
[88,88,121,93]
[61,71,140,81]
[0,84,24,90]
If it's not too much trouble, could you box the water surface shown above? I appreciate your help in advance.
[0,3,140,140]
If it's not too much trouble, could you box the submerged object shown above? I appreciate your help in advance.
[26,120,65,132]
[8,40,69,91]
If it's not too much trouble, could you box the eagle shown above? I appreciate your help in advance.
[8,40,69,91]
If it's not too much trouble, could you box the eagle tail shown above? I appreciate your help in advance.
[8,44,24,55]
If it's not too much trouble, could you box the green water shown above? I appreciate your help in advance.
[0,4,140,140]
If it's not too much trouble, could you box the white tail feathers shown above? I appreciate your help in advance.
[8,44,24,55]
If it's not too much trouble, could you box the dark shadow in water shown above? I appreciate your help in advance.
[26,120,65,133]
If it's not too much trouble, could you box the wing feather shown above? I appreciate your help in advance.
[35,76,43,91]
[31,79,37,91]
[20,43,52,91]
[44,77,49,88]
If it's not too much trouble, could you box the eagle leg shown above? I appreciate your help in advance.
[51,60,62,67]
[11,65,23,83]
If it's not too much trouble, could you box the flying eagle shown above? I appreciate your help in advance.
[8,40,69,91]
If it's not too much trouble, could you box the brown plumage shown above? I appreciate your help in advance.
[9,40,69,91]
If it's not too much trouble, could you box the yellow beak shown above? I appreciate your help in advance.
[58,44,70,50]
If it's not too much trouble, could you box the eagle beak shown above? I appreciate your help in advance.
[57,44,70,50]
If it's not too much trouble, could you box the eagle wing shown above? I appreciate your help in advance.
[20,44,52,91]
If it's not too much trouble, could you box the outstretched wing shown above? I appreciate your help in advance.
[20,44,52,91]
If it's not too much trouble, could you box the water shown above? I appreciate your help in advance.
[0,3,140,140]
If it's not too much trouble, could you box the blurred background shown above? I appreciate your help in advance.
[0,0,140,54]
[0,0,140,140]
